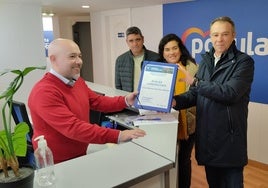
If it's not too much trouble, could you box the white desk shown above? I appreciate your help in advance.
[86,81,129,96]
[131,123,178,163]
[105,106,178,163]
[86,82,178,187]
[34,142,173,188]
[107,112,178,162]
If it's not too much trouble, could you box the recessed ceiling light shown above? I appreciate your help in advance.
[82,5,90,9]
[42,12,54,17]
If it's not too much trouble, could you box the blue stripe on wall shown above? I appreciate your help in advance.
[163,0,268,104]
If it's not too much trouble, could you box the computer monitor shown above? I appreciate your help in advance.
[9,100,33,141]
[8,100,35,167]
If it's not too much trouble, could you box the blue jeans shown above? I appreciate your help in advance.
[205,166,244,188]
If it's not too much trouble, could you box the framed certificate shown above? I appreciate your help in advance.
[134,61,178,113]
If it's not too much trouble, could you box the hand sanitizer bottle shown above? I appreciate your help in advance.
[34,135,56,187]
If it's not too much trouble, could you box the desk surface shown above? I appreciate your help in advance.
[131,123,178,163]
[106,109,178,163]
[87,81,129,96]
[34,142,173,188]
[87,82,178,163]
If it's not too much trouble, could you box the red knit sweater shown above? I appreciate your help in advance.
[29,73,126,163]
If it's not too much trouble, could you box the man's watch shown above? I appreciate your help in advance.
[191,77,199,87]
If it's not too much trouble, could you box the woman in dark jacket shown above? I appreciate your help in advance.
[173,16,254,188]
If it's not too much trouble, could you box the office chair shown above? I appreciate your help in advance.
[9,100,35,168]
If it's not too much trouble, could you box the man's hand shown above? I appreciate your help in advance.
[177,63,195,85]
[172,99,176,107]
[125,91,138,106]
[119,128,146,142]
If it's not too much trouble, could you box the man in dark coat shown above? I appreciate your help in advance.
[173,16,254,188]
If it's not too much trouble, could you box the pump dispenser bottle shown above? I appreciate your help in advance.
[34,135,56,187]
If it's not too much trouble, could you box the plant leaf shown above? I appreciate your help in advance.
[22,66,46,76]
[0,82,15,99]
[0,66,46,76]
[10,69,22,75]
[12,122,30,156]
[0,122,29,157]
[0,69,13,76]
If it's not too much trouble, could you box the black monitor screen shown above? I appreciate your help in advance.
[9,101,33,140]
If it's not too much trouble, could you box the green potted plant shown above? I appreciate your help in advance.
[0,66,45,188]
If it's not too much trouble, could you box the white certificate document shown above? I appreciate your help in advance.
[134,61,178,112]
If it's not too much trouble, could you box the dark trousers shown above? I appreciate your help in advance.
[205,166,244,188]
[177,133,195,188]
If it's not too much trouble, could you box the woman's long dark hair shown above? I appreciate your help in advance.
[158,33,196,66]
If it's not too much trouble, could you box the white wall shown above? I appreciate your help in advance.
[131,5,163,53]
[53,15,90,39]
[91,5,162,86]
[247,102,268,163]
[91,8,131,87]
[0,2,46,129]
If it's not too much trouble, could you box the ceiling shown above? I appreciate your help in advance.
[10,0,189,16]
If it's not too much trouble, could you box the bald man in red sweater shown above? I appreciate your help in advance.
[28,38,146,163]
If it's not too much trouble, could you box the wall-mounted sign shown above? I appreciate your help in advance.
[118,32,125,38]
